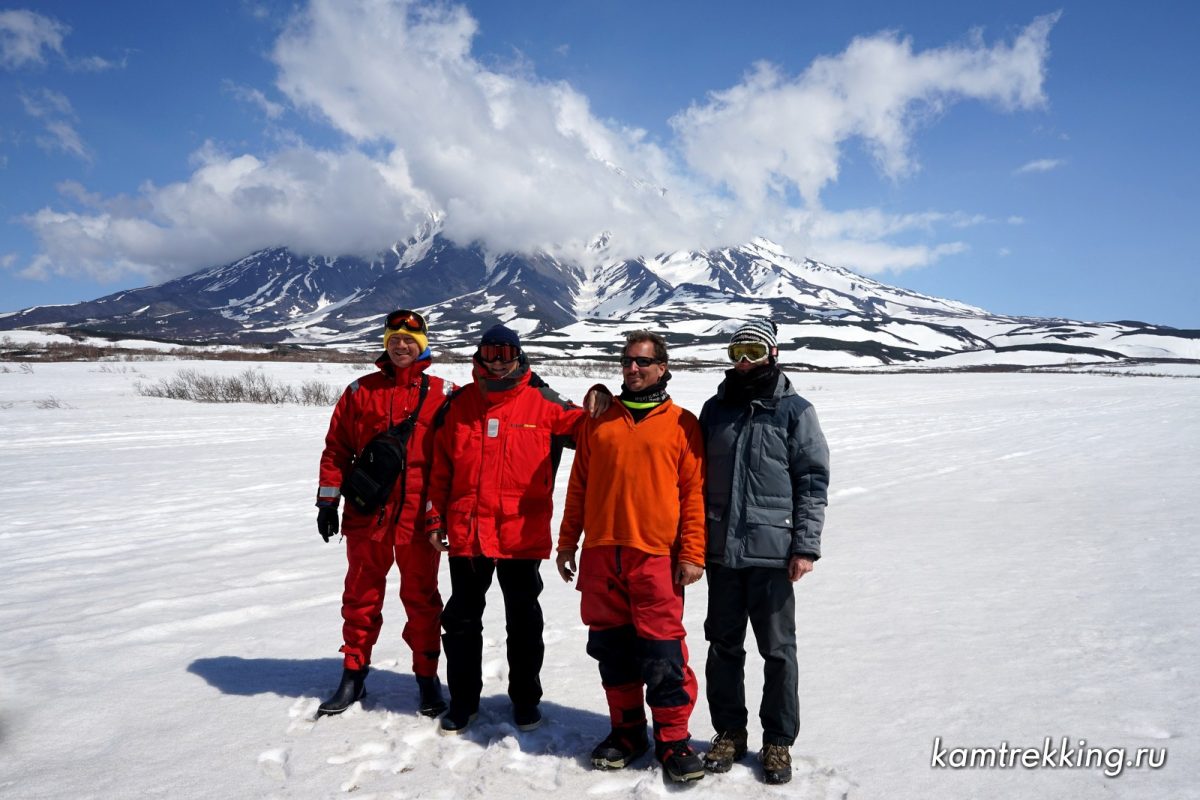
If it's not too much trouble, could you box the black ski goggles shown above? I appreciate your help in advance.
[478,343,520,363]
[619,356,663,368]
[728,341,770,363]
[385,309,427,334]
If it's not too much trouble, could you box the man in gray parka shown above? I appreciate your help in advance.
[698,319,830,785]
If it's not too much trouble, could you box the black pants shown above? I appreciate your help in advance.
[441,556,544,714]
[704,563,799,745]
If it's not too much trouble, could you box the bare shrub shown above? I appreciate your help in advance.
[136,368,338,405]
[35,395,71,409]
[300,380,340,405]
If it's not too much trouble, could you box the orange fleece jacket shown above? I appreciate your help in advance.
[557,398,706,567]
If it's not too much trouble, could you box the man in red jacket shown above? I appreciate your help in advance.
[425,324,587,735]
[314,309,454,718]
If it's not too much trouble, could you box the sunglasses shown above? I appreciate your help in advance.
[619,356,663,368]
[728,342,770,363]
[478,343,520,363]
[386,309,426,333]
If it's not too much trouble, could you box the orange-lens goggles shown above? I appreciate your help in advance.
[386,309,426,333]
[478,343,520,363]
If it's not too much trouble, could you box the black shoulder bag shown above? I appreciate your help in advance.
[341,374,430,518]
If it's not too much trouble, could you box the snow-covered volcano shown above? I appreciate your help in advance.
[2,228,1196,367]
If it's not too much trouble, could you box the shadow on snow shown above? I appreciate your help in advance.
[187,655,615,762]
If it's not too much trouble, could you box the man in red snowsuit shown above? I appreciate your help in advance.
[314,309,454,717]
[425,324,587,734]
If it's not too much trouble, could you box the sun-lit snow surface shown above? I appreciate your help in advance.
[2,360,1197,799]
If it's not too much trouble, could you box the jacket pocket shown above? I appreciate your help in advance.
[742,505,792,560]
[500,493,551,518]
[447,496,476,533]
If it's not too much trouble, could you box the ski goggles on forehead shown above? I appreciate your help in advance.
[728,341,770,363]
[619,355,662,368]
[478,343,520,363]
[385,309,426,333]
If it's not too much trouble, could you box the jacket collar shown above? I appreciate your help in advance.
[472,355,531,400]
[376,351,432,384]
[715,370,795,408]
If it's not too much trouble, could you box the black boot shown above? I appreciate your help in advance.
[316,667,368,717]
[416,674,448,717]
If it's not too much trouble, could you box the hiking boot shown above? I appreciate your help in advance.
[760,743,793,784]
[591,726,650,769]
[316,667,368,717]
[703,728,748,772]
[513,704,542,732]
[438,707,478,735]
[415,675,447,717]
[656,739,705,783]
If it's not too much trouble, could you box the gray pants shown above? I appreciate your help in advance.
[704,563,799,745]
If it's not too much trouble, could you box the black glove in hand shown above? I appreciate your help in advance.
[317,505,340,542]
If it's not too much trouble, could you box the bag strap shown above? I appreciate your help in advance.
[385,373,431,526]
[388,373,430,434]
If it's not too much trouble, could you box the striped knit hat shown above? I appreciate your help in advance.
[729,319,778,349]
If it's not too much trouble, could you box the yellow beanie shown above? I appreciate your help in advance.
[384,327,428,353]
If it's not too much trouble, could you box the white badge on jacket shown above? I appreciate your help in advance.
[487,418,499,437]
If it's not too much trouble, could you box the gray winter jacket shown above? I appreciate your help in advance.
[699,371,830,569]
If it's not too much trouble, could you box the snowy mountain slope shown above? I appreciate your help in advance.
[1,225,1196,366]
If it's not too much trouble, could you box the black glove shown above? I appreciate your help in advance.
[317,505,340,542]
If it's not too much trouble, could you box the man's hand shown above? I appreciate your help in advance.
[556,549,578,582]
[429,528,449,553]
[788,556,814,583]
[317,505,339,542]
[674,561,703,587]
[582,385,612,418]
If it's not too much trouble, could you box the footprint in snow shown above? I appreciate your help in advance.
[256,748,289,780]
[326,739,392,765]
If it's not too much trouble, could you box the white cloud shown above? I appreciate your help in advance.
[1015,157,1065,174]
[0,9,66,69]
[808,238,968,274]
[20,0,1061,283]
[672,13,1059,210]
[0,9,118,71]
[68,53,122,72]
[20,142,436,281]
[223,81,286,119]
[19,89,91,162]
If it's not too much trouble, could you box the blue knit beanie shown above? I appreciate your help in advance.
[480,324,521,349]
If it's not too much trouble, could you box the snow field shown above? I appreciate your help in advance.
[0,360,1196,799]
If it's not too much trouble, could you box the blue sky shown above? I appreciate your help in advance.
[2,0,1197,327]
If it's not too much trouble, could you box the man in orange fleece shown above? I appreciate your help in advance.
[556,330,707,784]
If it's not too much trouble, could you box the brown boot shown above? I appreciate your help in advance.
[760,743,792,784]
[703,728,748,772]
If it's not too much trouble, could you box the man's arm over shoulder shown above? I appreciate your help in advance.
[787,400,830,560]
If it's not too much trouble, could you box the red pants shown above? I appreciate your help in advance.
[339,534,442,677]
[577,545,697,743]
